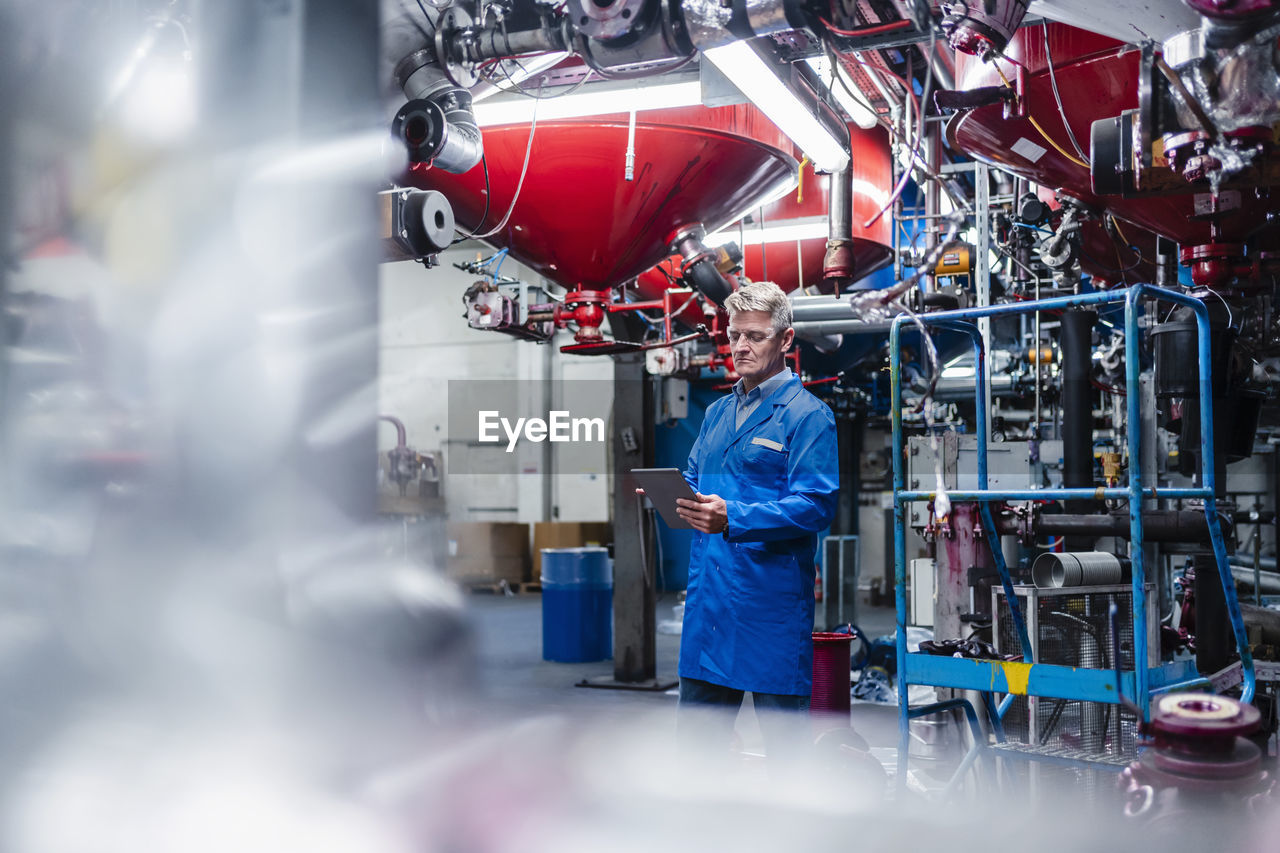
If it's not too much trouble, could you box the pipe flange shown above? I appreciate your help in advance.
[435,8,480,88]
[392,99,446,163]
[1180,242,1244,264]
[569,0,651,43]
[667,223,706,252]
[1150,692,1261,739]
[1186,0,1280,18]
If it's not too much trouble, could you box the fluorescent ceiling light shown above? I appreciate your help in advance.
[706,216,828,246]
[804,56,879,130]
[473,80,702,126]
[703,41,850,173]
[472,51,570,103]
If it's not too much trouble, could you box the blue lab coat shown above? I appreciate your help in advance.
[679,374,840,696]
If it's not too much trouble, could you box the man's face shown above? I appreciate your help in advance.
[727,309,794,387]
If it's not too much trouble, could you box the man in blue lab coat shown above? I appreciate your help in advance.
[672,280,839,760]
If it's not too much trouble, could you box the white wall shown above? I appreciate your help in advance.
[378,248,613,523]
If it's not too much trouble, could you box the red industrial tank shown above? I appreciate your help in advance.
[946,22,1266,250]
[406,103,800,293]
[636,123,894,297]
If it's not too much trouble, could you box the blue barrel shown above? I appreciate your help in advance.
[541,547,613,663]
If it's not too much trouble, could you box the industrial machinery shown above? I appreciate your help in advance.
[374,0,1280,805]
[3,0,1280,834]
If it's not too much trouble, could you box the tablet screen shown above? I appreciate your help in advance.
[630,467,698,530]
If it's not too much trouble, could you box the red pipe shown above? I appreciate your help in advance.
[607,300,665,312]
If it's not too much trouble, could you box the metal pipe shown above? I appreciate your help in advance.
[887,284,1256,717]
[1060,309,1097,548]
[1234,569,1280,594]
[1230,555,1279,571]
[823,162,854,288]
[395,50,484,174]
[994,510,1232,543]
[454,25,566,63]
[378,415,408,449]
[790,295,859,322]
[906,374,1021,401]
[793,329,843,352]
[899,487,1211,501]
[791,319,891,336]
[1155,236,1177,289]
[671,226,733,305]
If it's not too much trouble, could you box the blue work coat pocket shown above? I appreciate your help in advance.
[739,441,788,489]
[733,543,802,624]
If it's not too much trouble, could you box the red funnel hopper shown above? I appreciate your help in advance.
[636,124,894,298]
[408,116,798,291]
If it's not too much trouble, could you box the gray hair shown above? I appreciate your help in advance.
[724,281,791,332]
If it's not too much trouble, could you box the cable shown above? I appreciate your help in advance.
[412,0,433,28]
[1013,221,1051,235]
[1201,286,1235,329]
[1092,378,1127,396]
[451,155,493,244]
[991,58,1089,169]
[1079,241,1143,275]
[819,16,913,38]
[1041,23,1087,161]
[492,68,592,100]
[835,50,918,112]
[1108,215,1133,246]
[482,54,593,100]
[470,86,541,239]
[864,29,937,229]
[823,36,967,213]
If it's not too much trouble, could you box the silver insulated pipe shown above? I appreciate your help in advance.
[386,4,484,174]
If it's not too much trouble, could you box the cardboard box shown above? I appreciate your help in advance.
[447,522,530,583]
[533,521,613,577]
[448,556,527,584]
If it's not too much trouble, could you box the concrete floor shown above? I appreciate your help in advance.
[463,591,903,751]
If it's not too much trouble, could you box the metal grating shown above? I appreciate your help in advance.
[993,584,1154,760]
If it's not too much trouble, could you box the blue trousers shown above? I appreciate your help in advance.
[678,676,810,765]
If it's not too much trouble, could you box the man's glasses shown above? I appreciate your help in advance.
[726,328,777,345]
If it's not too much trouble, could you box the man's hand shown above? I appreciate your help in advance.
[676,492,728,535]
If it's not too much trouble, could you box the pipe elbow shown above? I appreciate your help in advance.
[392,49,484,174]
[669,224,737,305]
[433,100,484,173]
[685,258,734,305]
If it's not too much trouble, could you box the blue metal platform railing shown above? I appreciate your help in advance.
[889,283,1256,790]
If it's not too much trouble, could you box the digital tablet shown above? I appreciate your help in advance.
[631,467,699,530]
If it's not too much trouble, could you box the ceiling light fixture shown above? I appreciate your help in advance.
[703,40,850,173]
[473,80,702,126]
[706,216,829,246]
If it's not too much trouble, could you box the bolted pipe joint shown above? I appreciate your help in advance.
[670,225,740,305]
[392,49,484,174]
